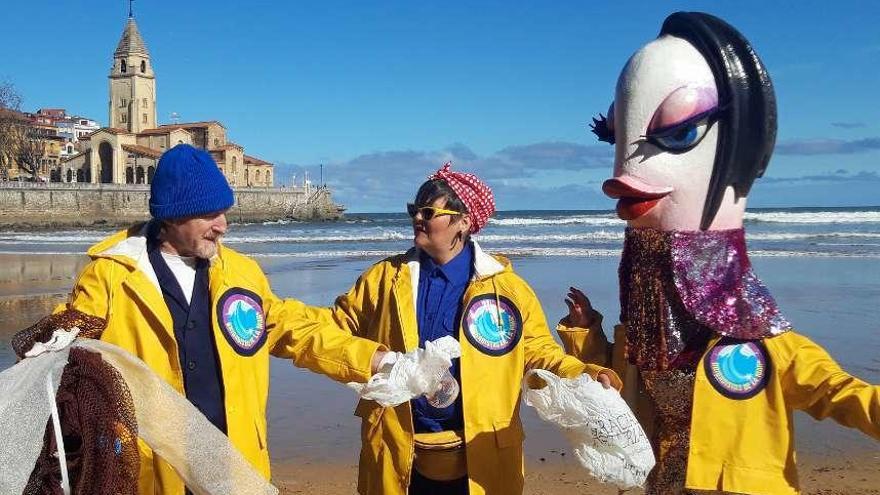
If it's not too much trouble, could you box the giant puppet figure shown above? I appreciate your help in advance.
[559,11,880,495]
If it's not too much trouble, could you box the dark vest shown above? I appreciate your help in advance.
[148,233,227,434]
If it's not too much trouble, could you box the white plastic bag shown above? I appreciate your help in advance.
[522,369,655,489]
[0,333,71,494]
[0,332,278,495]
[348,336,461,407]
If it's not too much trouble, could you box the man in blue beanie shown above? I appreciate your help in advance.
[148,143,236,259]
[59,144,388,494]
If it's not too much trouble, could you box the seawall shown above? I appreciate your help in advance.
[0,182,343,227]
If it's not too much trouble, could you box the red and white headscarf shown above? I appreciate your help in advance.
[429,162,495,234]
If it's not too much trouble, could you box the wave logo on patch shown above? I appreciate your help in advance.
[217,288,266,355]
[705,340,771,399]
[463,295,522,356]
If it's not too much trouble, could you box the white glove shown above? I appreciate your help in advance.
[24,328,80,358]
[348,336,461,407]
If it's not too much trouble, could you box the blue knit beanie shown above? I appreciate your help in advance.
[149,144,234,220]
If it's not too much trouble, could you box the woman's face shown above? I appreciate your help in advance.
[412,195,470,262]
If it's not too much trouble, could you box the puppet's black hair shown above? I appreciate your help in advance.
[660,12,777,230]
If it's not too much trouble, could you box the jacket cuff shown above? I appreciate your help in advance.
[583,363,623,391]
[344,340,386,383]
[556,312,611,367]
[556,310,604,334]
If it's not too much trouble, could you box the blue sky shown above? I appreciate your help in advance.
[1,1,878,211]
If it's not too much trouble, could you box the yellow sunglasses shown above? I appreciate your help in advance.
[406,203,462,220]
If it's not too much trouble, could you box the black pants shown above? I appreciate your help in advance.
[408,470,469,495]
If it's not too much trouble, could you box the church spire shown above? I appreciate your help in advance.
[114,16,150,58]
[109,7,156,133]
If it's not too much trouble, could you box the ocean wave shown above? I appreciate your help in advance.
[748,250,880,258]
[0,234,105,244]
[249,250,399,259]
[490,215,623,226]
[811,242,880,247]
[248,247,623,258]
[479,230,880,243]
[0,230,411,245]
[477,230,624,243]
[3,229,880,247]
[747,232,880,241]
[246,247,880,259]
[0,247,878,259]
[224,231,409,244]
[745,211,880,224]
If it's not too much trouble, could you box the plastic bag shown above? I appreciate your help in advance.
[522,369,655,489]
[0,331,278,495]
[0,333,70,494]
[348,336,461,407]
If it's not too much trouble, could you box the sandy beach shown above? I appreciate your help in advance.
[1,247,878,494]
[270,453,880,495]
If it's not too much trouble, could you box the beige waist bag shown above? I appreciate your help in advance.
[412,430,466,481]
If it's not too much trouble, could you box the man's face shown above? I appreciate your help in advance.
[163,210,228,259]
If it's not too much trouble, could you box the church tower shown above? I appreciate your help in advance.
[109,13,156,133]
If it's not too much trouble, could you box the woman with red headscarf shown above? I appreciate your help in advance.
[325,163,619,495]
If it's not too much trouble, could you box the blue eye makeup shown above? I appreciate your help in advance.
[646,108,719,152]
[644,85,720,152]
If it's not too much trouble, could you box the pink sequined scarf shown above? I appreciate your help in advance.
[620,227,791,370]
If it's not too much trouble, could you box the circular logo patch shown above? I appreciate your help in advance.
[704,339,771,400]
[463,294,522,356]
[216,288,266,356]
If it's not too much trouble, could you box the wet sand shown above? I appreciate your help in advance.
[270,453,880,495]
[1,253,878,493]
[265,367,880,494]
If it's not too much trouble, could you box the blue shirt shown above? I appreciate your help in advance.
[411,242,473,433]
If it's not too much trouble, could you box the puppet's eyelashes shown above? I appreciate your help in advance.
[590,101,616,144]
[646,109,717,152]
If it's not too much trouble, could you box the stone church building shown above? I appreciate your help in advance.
[62,15,274,187]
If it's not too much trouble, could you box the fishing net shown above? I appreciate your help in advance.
[1,310,278,495]
[23,346,139,495]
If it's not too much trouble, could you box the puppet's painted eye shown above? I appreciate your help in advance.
[646,85,718,152]
[649,114,713,151]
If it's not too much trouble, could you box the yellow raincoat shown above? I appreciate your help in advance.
[558,322,880,495]
[328,242,619,495]
[59,224,382,494]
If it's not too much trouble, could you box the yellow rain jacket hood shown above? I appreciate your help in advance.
[60,224,382,494]
[328,242,618,495]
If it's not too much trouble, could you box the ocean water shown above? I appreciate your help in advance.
[0,206,878,467]
[0,206,879,259]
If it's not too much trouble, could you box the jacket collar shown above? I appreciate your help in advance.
[89,222,223,295]
[402,240,506,315]
[93,223,160,293]
[404,240,505,279]
[471,241,506,278]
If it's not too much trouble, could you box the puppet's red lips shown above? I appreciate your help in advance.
[602,177,672,220]
[616,197,661,220]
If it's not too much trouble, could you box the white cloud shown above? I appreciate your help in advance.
[276,141,614,211]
